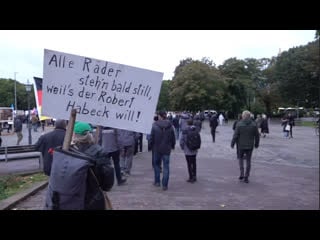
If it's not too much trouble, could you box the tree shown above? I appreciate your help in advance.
[170,59,225,112]
[0,78,36,110]
[219,58,252,115]
[156,80,171,111]
[272,39,319,108]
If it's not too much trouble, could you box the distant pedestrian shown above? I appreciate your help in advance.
[255,114,262,135]
[149,110,176,191]
[34,119,67,176]
[31,114,39,132]
[232,113,242,159]
[172,113,180,140]
[231,110,260,183]
[209,113,218,142]
[134,132,143,155]
[260,114,269,138]
[14,117,23,145]
[218,113,224,126]
[287,113,295,138]
[41,120,46,131]
[281,114,290,138]
[180,119,200,183]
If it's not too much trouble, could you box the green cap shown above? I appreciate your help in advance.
[74,121,92,135]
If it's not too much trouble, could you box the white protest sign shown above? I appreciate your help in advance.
[42,49,163,134]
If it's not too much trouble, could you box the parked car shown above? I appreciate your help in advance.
[204,110,217,119]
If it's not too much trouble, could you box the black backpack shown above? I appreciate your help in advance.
[45,145,114,210]
[186,128,201,150]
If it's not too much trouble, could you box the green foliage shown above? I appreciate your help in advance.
[0,78,36,110]
[170,59,225,112]
[157,80,171,111]
[0,173,48,200]
[272,39,319,108]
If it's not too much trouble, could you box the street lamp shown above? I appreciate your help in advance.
[25,80,32,145]
[14,72,18,110]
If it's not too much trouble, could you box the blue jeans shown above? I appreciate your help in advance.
[154,152,170,187]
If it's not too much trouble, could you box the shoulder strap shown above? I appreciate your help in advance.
[84,144,103,157]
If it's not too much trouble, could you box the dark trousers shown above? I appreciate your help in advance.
[210,127,217,142]
[138,134,143,152]
[134,134,143,154]
[236,142,240,159]
[239,149,253,178]
[107,150,122,183]
[185,155,197,180]
[289,125,293,137]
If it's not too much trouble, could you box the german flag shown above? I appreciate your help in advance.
[33,77,52,121]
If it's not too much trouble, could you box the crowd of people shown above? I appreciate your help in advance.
[5,108,303,210]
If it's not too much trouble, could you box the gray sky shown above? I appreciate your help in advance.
[0,30,316,84]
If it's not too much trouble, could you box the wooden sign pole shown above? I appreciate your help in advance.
[63,109,77,150]
[94,125,102,144]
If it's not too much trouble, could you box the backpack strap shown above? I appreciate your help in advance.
[89,168,113,210]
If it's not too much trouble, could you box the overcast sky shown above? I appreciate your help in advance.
[0,30,316,85]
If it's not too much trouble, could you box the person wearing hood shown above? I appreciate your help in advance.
[193,114,202,132]
[180,119,200,183]
[149,110,176,191]
[231,110,260,183]
[179,111,191,137]
[34,119,67,176]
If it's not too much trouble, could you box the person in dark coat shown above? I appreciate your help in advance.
[209,113,218,142]
[180,119,200,183]
[231,110,260,183]
[172,113,180,140]
[193,114,202,132]
[287,113,295,138]
[260,114,269,138]
[34,119,67,176]
[149,110,176,191]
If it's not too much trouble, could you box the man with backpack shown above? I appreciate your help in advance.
[149,111,176,191]
[180,119,201,183]
[45,121,114,210]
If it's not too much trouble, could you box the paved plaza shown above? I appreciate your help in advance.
[1,120,319,210]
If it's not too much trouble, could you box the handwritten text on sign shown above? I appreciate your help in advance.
[42,49,163,134]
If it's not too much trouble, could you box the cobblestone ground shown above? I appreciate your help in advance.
[9,120,319,210]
